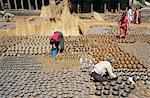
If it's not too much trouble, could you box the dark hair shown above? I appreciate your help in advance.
[139,6,142,9]
[50,38,55,45]
[128,6,131,10]
[50,38,59,49]
[120,12,127,24]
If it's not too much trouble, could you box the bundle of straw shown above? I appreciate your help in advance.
[39,0,80,36]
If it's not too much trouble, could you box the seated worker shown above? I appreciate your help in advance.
[50,31,64,55]
[91,58,117,82]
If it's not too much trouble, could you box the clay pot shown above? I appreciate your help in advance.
[95,82,100,86]
[112,91,119,96]
[116,78,122,84]
[121,92,129,97]
[129,84,135,90]
[104,85,110,90]
[110,81,116,86]
[137,64,142,69]
[120,84,125,89]
[96,86,102,90]
[130,60,134,65]
[103,90,110,95]
[132,64,137,69]
[122,76,127,81]
[102,81,108,86]
[113,85,120,91]
[95,90,101,96]
[127,64,132,69]
[124,88,131,93]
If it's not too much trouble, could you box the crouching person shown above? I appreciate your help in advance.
[50,31,64,56]
[91,59,117,82]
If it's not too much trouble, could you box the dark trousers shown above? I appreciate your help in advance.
[91,71,109,82]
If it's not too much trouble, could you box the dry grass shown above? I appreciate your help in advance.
[92,12,105,21]
[60,1,80,36]
[15,19,30,36]
[12,0,80,36]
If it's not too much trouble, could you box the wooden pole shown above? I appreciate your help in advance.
[42,0,44,6]
[118,3,120,11]
[77,3,80,13]
[35,0,38,10]
[7,0,11,9]
[14,0,17,9]
[91,3,93,12]
[0,0,4,9]
[104,3,107,13]
[126,7,128,12]
[21,0,24,9]
[28,0,31,10]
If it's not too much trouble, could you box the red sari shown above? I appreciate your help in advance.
[118,17,129,38]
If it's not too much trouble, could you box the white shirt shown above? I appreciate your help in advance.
[128,9,133,22]
[92,61,116,78]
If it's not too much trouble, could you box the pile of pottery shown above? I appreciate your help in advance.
[86,35,146,68]
[1,34,148,69]
[4,36,90,56]
[0,56,40,70]
[129,28,150,35]
[94,68,149,97]
[0,36,24,56]
[0,69,95,98]
[65,41,90,53]
[65,36,88,43]
[4,36,50,56]
[115,35,150,43]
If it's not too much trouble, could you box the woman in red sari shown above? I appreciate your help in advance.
[118,12,130,38]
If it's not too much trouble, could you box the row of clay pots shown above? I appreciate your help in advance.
[0,69,95,97]
[86,36,146,68]
[116,34,150,43]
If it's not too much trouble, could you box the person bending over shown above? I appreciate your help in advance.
[91,58,117,82]
[50,31,64,55]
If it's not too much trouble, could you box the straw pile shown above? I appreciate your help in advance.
[39,0,80,36]
[92,12,105,21]
[59,0,80,36]
[0,0,80,36]
[15,18,30,36]
[40,4,62,18]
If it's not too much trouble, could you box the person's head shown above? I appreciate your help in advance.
[139,6,142,9]
[128,6,131,10]
[103,58,116,64]
[50,38,55,45]
[120,11,127,22]
[54,31,58,34]
[122,11,127,17]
